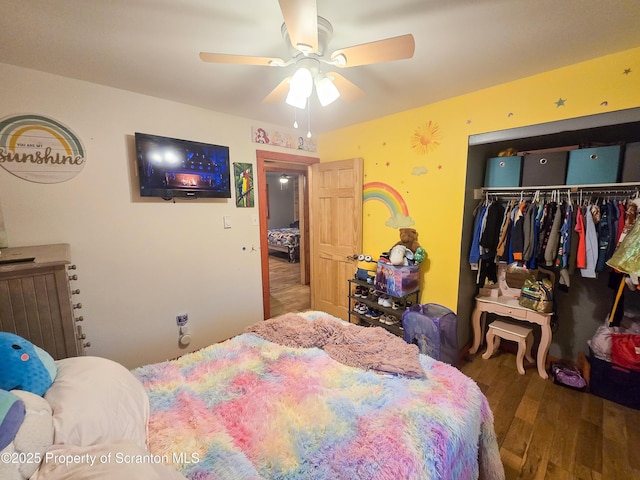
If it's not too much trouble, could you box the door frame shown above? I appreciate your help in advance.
[256,149,319,319]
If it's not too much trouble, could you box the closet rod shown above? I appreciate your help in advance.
[478,190,639,199]
[474,182,640,200]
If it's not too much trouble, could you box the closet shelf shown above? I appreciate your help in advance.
[474,182,640,200]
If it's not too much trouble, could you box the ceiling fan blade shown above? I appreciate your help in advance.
[326,72,365,103]
[330,34,415,68]
[199,52,284,66]
[262,77,291,104]
[278,0,318,53]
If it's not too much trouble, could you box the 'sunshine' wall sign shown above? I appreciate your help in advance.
[0,114,86,183]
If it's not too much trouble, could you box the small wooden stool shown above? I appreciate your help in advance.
[482,319,534,375]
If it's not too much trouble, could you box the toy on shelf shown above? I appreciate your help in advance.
[385,228,427,266]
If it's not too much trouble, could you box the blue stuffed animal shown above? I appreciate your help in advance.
[0,333,57,396]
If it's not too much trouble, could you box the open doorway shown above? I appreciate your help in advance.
[256,150,319,319]
[265,170,309,317]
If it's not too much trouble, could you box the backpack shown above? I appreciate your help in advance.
[402,304,458,365]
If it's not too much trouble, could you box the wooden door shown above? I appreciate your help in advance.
[310,158,363,319]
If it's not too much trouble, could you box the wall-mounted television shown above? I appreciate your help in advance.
[135,132,231,199]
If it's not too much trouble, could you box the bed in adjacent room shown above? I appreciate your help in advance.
[1,311,504,480]
[267,226,300,262]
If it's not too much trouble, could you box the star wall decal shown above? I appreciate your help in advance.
[555,98,566,107]
[623,68,632,75]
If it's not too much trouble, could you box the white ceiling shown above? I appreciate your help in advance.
[1,0,640,134]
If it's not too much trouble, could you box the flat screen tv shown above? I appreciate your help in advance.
[135,132,231,199]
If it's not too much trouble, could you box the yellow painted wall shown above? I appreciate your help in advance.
[319,47,640,311]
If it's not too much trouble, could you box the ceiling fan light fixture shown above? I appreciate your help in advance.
[314,73,340,106]
[285,66,313,108]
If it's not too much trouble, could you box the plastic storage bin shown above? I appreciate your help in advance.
[374,261,419,297]
[588,348,640,410]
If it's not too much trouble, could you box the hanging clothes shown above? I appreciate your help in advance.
[510,201,528,262]
[596,200,615,273]
[496,200,516,259]
[616,201,626,245]
[556,201,573,269]
[477,200,506,286]
[469,202,488,270]
[522,200,537,264]
[544,201,564,267]
[582,204,599,278]
[536,201,555,266]
[574,205,587,270]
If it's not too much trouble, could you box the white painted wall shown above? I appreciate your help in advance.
[0,63,315,368]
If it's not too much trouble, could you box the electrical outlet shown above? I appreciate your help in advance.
[176,314,188,326]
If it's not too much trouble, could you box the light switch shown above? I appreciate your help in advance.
[251,214,259,226]
[223,216,231,229]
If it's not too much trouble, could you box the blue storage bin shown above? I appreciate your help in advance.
[566,145,621,185]
[484,156,522,187]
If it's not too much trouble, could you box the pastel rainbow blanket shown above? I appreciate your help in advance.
[133,319,504,480]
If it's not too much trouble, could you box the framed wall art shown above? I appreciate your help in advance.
[234,162,254,207]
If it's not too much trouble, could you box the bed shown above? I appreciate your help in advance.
[267,227,300,262]
[1,311,505,480]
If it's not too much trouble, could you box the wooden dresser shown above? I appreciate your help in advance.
[0,243,87,359]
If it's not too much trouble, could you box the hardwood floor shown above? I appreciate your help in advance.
[460,351,640,480]
[265,264,639,478]
[268,253,310,317]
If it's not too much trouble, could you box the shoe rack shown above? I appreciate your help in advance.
[347,278,420,337]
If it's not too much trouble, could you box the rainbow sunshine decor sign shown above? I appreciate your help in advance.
[0,114,86,183]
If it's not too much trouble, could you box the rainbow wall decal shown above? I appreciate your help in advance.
[0,114,86,184]
[363,182,415,228]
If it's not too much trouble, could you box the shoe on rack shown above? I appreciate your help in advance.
[354,286,363,297]
[360,288,369,299]
[369,309,382,321]
[391,301,402,310]
[379,296,393,308]
[356,302,367,314]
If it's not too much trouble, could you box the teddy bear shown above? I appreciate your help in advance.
[393,228,421,253]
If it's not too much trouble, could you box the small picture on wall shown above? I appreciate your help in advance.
[234,162,254,208]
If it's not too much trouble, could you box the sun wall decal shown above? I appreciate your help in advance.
[411,120,442,155]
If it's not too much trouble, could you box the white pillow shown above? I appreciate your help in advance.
[44,356,149,450]
[31,441,188,480]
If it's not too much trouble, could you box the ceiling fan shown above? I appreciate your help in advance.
[199,0,415,108]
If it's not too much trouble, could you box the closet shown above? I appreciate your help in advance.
[457,107,640,362]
